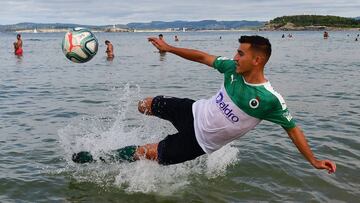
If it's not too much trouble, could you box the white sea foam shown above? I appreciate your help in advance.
[58,83,239,194]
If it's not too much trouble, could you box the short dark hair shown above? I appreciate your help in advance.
[105,40,110,44]
[158,34,163,37]
[238,35,271,60]
[17,34,21,38]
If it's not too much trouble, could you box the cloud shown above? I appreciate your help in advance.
[0,0,359,25]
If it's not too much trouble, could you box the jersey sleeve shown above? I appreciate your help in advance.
[263,99,296,129]
[212,56,236,74]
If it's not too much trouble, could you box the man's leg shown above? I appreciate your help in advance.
[138,97,153,115]
[73,96,201,164]
[134,143,158,161]
[138,95,204,165]
[138,96,194,132]
[73,97,159,164]
[72,143,159,163]
[105,143,159,162]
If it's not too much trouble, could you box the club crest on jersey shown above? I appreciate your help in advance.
[215,92,240,123]
[249,98,259,109]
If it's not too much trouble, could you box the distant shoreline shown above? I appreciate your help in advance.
[13,27,360,33]
[13,28,258,33]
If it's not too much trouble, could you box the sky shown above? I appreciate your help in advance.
[0,0,359,25]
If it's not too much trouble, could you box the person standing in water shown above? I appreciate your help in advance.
[158,34,166,57]
[323,31,329,39]
[158,34,164,41]
[14,34,23,56]
[105,40,114,60]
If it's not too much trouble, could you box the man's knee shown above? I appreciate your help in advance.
[135,143,158,161]
[138,97,153,115]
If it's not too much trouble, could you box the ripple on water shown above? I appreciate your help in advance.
[53,112,82,118]
[80,100,107,104]
[4,111,26,116]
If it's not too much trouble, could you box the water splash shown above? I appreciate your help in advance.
[58,83,239,194]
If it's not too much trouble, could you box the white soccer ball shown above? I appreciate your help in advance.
[62,27,98,63]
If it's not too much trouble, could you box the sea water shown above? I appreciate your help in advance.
[0,31,359,202]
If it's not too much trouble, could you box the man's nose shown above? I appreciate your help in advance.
[233,54,239,60]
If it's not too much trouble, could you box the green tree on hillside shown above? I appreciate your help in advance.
[270,15,360,28]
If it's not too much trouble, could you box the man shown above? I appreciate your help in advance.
[73,35,336,174]
[105,40,114,60]
[14,34,23,56]
[158,34,166,56]
[323,31,329,39]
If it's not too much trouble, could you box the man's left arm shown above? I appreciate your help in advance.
[286,126,336,174]
[148,37,216,67]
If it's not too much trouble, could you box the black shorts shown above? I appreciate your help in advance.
[151,96,205,165]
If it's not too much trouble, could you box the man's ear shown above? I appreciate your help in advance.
[253,54,266,66]
[252,55,261,66]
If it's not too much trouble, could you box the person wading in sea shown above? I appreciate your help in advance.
[105,40,114,60]
[14,34,23,56]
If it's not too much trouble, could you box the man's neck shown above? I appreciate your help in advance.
[242,70,267,84]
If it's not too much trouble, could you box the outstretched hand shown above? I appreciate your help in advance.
[312,159,336,174]
[148,37,171,52]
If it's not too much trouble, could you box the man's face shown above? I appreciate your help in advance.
[233,43,255,74]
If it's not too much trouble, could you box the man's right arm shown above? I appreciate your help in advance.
[286,126,336,174]
[148,37,217,67]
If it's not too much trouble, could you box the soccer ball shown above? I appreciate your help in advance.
[62,27,98,63]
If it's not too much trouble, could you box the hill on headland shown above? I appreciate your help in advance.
[262,15,360,31]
